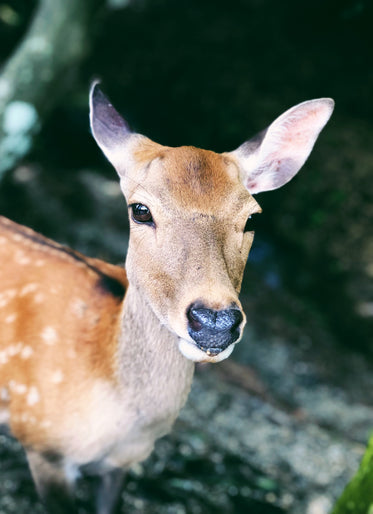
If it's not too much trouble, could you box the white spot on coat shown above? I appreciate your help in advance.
[34,292,45,303]
[8,343,22,356]
[71,298,87,318]
[15,250,31,265]
[21,346,33,359]
[9,380,27,394]
[0,298,8,308]
[0,289,16,307]
[0,387,9,401]
[0,409,10,424]
[51,370,64,384]
[0,351,8,365]
[41,326,58,345]
[5,313,17,323]
[20,283,38,296]
[0,342,24,364]
[27,386,39,406]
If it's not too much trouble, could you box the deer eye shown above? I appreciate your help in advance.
[131,203,154,225]
[244,213,259,232]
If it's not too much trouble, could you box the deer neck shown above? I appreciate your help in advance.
[116,284,195,412]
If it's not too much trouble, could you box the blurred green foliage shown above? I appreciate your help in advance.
[332,435,373,514]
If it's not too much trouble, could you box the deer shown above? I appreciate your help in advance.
[0,83,334,513]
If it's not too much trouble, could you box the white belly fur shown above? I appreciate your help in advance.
[60,377,189,473]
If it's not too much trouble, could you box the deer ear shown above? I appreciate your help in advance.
[230,98,334,194]
[89,81,145,175]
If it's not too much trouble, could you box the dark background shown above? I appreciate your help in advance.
[1,0,372,354]
[0,1,373,512]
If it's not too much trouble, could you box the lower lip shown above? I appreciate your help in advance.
[177,338,236,363]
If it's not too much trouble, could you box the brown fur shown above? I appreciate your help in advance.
[0,216,127,448]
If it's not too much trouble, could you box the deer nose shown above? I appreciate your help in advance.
[187,304,243,355]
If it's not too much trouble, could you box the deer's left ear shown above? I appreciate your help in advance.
[229,98,334,194]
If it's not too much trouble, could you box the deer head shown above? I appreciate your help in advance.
[90,83,333,363]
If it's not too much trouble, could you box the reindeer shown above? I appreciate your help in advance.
[0,83,334,513]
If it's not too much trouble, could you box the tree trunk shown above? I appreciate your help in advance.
[0,0,103,177]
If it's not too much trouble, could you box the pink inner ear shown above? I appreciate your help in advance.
[245,157,297,193]
[246,180,257,191]
[244,100,334,194]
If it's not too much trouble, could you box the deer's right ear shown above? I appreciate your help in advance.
[89,82,143,175]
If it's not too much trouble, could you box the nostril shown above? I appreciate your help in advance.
[222,309,243,332]
[187,308,203,332]
[187,306,219,332]
[213,309,242,332]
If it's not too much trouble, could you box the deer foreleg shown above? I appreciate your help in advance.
[27,450,78,513]
[95,467,126,514]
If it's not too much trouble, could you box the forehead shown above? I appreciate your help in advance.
[132,144,256,214]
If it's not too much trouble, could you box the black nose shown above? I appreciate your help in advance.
[187,304,243,355]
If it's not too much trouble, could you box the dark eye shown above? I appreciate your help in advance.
[131,203,154,225]
[244,213,259,232]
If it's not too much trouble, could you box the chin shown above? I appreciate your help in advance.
[177,338,236,363]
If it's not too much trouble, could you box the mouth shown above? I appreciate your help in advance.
[177,338,236,363]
